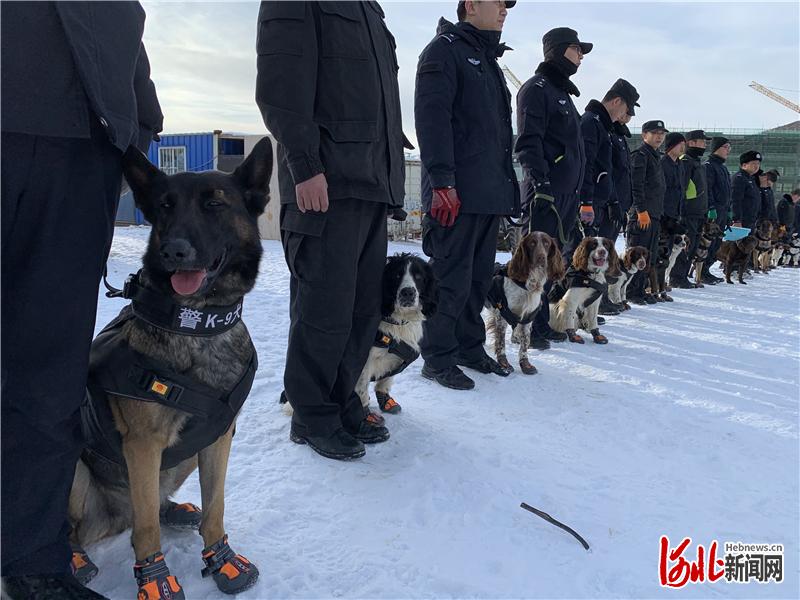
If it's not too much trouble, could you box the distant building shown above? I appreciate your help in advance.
[627,121,800,196]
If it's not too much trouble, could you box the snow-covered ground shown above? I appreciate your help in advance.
[90,226,799,599]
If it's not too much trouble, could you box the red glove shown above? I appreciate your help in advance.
[431,187,461,227]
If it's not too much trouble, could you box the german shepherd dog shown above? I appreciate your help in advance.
[68,139,272,598]
[752,219,774,274]
[690,220,723,287]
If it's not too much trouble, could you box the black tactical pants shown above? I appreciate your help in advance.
[420,213,500,370]
[281,199,387,437]
[528,192,579,337]
[1,124,121,576]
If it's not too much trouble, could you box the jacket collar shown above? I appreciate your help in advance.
[436,18,512,57]
[535,61,580,97]
[584,99,613,131]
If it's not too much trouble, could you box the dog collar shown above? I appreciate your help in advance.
[104,270,244,336]
[382,316,409,327]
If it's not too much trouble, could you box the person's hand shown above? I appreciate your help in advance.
[579,204,594,225]
[431,187,461,227]
[707,208,718,220]
[732,221,742,228]
[295,173,328,213]
[637,210,651,230]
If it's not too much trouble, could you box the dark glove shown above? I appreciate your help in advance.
[388,207,407,222]
[607,202,622,230]
[431,187,461,227]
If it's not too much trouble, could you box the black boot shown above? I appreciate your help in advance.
[290,426,366,460]
[456,353,512,377]
[541,327,568,342]
[2,575,109,600]
[349,416,390,444]
[528,334,551,351]
[670,278,695,289]
[421,364,475,390]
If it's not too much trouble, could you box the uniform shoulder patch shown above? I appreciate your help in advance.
[534,79,546,88]
[437,33,456,43]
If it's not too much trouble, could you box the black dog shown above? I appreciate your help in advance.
[717,235,758,284]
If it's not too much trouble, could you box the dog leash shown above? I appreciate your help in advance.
[520,502,590,551]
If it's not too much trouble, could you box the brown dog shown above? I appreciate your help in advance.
[752,219,774,273]
[69,139,272,598]
[717,235,758,284]
[485,231,564,374]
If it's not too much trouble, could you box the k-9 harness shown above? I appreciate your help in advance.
[371,316,420,381]
[486,264,540,327]
[548,266,608,309]
[81,271,257,471]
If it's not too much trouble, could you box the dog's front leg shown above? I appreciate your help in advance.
[724,261,734,283]
[375,375,401,414]
[517,323,536,374]
[493,311,511,371]
[197,426,260,593]
[122,436,166,560]
[354,367,372,411]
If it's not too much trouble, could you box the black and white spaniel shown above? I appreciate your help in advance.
[549,236,619,344]
[607,246,649,310]
[354,253,438,420]
[484,231,564,375]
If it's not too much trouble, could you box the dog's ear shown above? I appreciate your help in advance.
[419,260,439,318]
[604,239,621,276]
[507,236,531,281]
[572,238,589,271]
[546,235,565,281]
[122,147,167,221]
[232,137,273,217]
[623,248,633,270]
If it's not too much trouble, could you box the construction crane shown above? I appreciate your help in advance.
[502,64,523,90]
[749,81,800,113]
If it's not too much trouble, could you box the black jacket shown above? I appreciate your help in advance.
[515,61,585,198]
[680,147,708,217]
[630,143,666,218]
[415,19,518,216]
[660,154,685,220]
[759,186,778,221]
[731,169,760,225]
[610,123,633,212]
[256,1,406,206]
[704,154,732,213]
[777,195,796,231]
[579,100,614,208]
[1,1,162,153]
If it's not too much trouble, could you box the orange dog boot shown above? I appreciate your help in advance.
[590,329,608,344]
[70,543,99,585]
[376,391,401,414]
[202,534,259,595]
[133,552,184,600]
[566,329,584,344]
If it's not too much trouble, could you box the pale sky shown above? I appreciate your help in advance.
[142,0,800,143]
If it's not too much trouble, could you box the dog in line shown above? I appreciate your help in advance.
[663,233,689,292]
[354,253,437,419]
[69,139,273,598]
[716,234,759,284]
[549,236,619,344]
[752,219,774,274]
[691,220,723,287]
[607,246,649,310]
[484,231,564,375]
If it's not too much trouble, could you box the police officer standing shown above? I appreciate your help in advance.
[609,112,635,241]
[257,1,405,459]
[658,131,687,300]
[732,150,762,229]
[515,26,592,349]
[415,0,519,390]
[626,120,668,304]
[672,130,711,288]
[2,3,162,597]
[703,136,733,284]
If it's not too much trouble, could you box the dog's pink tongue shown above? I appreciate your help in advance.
[170,270,207,296]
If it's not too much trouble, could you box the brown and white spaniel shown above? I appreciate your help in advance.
[608,246,649,310]
[549,236,619,344]
[484,231,564,375]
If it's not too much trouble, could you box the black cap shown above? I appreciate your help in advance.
[457,0,516,20]
[739,150,762,164]
[606,78,640,116]
[686,130,712,141]
[542,27,593,59]
[710,137,730,153]
[664,132,686,152]
[642,120,669,133]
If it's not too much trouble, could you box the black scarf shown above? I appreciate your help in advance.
[535,60,580,97]
[584,99,613,131]
[613,122,631,138]
[687,146,705,159]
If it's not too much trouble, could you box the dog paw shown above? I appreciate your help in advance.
[497,355,514,373]
[519,359,537,375]
[566,331,584,344]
